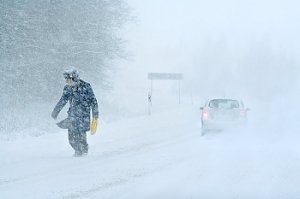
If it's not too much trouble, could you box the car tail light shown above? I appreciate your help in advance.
[202,110,209,119]
[240,110,246,117]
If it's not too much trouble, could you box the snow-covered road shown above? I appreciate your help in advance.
[1,106,300,199]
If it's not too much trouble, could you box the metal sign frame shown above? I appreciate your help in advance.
[148,73,183,80]
[147,73,184,115]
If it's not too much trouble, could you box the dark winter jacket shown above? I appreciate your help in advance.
[52,79,99,133]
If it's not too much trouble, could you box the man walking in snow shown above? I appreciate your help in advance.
[51,68,99,157]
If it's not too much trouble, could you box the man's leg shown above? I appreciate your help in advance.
[68,130,81,155]
[78,132,88,154]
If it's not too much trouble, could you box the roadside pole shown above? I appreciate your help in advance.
[148,92,152,115]
[178,80,181,104]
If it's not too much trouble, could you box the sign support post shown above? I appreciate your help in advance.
[147,73,183,115]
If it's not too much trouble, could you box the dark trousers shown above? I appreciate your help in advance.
[68,130,88,154]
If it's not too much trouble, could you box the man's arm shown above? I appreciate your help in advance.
[51,86,70,119]
[88,84,99,119]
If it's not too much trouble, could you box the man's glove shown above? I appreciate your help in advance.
[91,118,98,135]
[51,110,58,119]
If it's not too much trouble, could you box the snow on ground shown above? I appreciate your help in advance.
[1,105,300,199]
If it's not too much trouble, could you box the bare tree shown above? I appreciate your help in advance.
[0,0,131,135]
[0,0,130,102]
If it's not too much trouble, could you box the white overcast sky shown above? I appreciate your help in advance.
[114,0,300,104]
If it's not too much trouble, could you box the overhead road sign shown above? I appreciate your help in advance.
[148,73,183,80]
[147,73,184,115]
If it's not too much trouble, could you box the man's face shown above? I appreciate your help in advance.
[66,78,74,86]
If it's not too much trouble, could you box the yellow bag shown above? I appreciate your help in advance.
[91,118,98,135]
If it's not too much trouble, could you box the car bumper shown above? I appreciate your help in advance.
[202,119,246,130]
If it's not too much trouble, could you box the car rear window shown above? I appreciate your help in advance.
[208,99,240,109]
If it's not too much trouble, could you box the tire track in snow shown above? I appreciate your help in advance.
[61,163,171,199]
[0,124,199,188]
[0,141,158,186]
[61,148,192,199]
